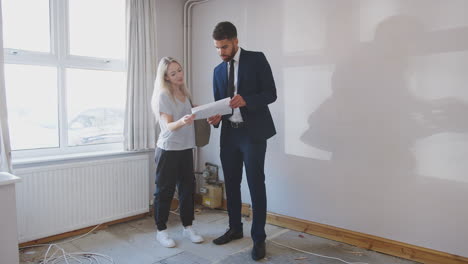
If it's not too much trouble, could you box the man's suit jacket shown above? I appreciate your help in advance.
[213,48,277,143]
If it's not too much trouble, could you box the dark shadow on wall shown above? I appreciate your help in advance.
[299,14,468,230]
[301,15,468,177]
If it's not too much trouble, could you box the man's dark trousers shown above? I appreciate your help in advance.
[220,124,267,243]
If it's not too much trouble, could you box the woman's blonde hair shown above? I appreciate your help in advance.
[151,57,191,121]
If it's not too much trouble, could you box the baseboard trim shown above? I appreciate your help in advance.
[264,211,468,264]
[19,213,149,248]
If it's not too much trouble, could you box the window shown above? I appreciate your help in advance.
[67,69,126,146]
[69,0,126,59]
[2,0,126,159]
[4,64,59,150]
[3,0,50,52]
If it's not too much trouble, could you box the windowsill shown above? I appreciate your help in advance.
[12,149,154,169]
[0,172,22,186]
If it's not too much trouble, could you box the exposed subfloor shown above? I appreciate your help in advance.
[19,208,419,264]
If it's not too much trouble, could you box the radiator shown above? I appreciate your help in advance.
[14,154,149,243]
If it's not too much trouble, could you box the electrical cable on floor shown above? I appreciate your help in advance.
[270,240,369,264]
[19,223,115,264]
[39,244,114,264]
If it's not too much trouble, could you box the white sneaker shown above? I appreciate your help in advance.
[156,230,176,248]
[183,226,204,243]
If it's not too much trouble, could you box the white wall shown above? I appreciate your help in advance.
[190,0,468,257]
[155,0,185,62]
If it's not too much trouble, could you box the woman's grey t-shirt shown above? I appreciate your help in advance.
[156,92,195,150]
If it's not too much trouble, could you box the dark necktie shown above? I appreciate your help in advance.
[228,59,235,98]
[227,60,235,117]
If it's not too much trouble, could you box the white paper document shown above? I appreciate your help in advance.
[191,98,232,120]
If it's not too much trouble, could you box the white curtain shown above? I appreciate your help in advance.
[0,2,12,172]
[124,0,158,151]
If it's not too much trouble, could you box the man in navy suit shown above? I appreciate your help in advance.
[207,21,277,261]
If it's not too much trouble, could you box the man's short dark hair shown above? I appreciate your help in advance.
[212,21,237,40]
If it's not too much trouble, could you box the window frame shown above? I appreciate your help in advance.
[3,0,127,160]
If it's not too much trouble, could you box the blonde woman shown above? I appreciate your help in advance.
[151,57,203,248]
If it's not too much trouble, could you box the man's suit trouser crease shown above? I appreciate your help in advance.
[220,126,267,243]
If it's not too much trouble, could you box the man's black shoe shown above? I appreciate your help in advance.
[212,228,243,245]
[251,241,266,261]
